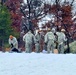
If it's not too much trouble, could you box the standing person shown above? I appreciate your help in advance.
[56,29,67,54]
[35,30,41,53]
[43,31,48,52]
[44,28,55,53]
[9,35,18,52]
[51,28,58,54]
[53,32,58,54]
[23,30,35,53]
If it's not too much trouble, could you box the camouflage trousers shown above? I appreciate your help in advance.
[35,43,40,53]
[25,43,33,53]
[47,40,55,53]
[58,42,64,54]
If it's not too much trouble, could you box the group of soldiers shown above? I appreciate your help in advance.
[9,28,67,54]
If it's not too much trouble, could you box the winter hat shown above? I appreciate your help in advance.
[61,29,65,32]
[9,35,13,39]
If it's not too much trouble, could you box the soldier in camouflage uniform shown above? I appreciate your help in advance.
[35,30,41,53]
[56,29,67,54]
[23,30,35,53]
[44,28,55,53]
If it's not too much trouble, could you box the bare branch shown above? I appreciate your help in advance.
[70,0,75,6]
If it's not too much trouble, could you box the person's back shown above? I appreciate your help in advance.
[56,29,66,53]
[56,32,66,43]
[23,30,35,53]
[44,30,55,53]
[35,30,41,53]
[24,32,34,43]
[47,32,55,40]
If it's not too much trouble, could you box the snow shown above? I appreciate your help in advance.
[0,52,76,75]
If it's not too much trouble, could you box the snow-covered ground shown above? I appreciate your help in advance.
[0,51,76,75]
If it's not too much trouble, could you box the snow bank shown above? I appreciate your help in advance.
[0,52,76,75]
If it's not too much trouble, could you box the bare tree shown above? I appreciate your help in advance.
[20,0,44,32]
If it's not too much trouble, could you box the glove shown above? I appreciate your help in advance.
[45,42,47,45]
[11,43,14,48]
[37,41,39,43]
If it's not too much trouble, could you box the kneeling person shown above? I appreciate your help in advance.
[9,35,19,52]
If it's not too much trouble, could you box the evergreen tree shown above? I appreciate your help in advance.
[0,4,13,51]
